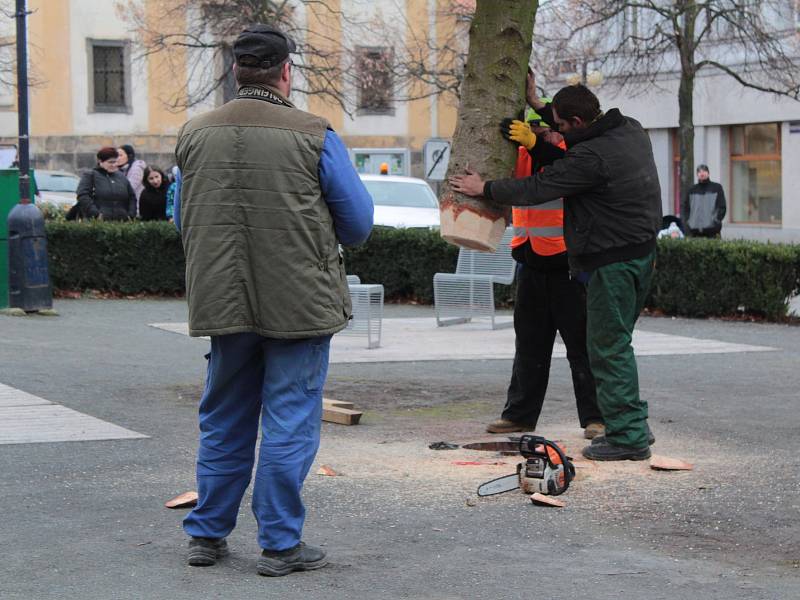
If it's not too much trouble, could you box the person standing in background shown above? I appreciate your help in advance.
[682,164,726,238]
[117,144,147,213]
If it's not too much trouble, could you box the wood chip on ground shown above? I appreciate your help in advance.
[164,491,198,509]
[649,455,694,471]
[530,493,566,508]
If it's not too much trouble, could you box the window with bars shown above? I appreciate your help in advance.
[89,41,129,112]
[356,46,394,115]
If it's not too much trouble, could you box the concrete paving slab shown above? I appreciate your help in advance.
[0,382,53,407]
[149,317,776,363]
[0,383,148,445]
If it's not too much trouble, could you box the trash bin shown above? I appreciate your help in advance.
[0,169,38,308]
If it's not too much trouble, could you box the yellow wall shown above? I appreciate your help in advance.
[146,0,187,133]
[29,0,73,135]
[436,0,458,139]
[406,0,432,148]
[306,0,343,130]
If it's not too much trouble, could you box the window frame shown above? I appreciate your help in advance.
[87,39,132,114]
[728,123,782,225]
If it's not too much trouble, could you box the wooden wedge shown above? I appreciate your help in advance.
[322,405,363,425]
[323,398,355,410]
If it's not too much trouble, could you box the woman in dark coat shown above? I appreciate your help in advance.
[139,167,169,221]
[75,147,137,221]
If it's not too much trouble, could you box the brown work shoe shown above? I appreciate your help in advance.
[583,422,605,439]
[486,418,535,434]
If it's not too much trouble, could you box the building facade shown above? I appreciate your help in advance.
[5,1,799,241]
[536,2,800,242]
[0,0,460,180]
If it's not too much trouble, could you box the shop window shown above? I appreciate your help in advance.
[729,123,782,224]
[88,40,130,113]
[356,46,394,115]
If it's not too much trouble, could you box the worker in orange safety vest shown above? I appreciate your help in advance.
[485,104,604,440]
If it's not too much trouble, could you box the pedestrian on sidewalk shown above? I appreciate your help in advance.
[116,144,147,212]
[682,164,726,238]
[74,146,137,221]
[175,24,373,575]
[450,83,661,461]
[486,75,603,440]
[138,167,169,221]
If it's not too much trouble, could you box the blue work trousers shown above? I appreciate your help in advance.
[183,332,331,551]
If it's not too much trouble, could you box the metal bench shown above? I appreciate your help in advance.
[341,275,384,349]
[433,227,516,329]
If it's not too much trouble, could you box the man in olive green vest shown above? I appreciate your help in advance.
[175,25,373,576]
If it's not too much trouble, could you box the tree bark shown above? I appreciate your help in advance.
[439,0,538,251]
[677,1,698,218]
[678,71,695,218]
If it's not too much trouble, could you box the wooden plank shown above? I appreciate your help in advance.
[323,398,355,410]
[322,406,362,425]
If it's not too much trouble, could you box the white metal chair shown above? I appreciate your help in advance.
[433,227,516,329]
[340,275,384,348]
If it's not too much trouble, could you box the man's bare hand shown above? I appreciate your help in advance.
[449,168,485,198]
[526,70,545,111]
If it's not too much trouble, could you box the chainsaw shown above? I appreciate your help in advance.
[476,435,575,497]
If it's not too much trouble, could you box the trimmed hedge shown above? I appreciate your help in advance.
[44,221,800,320]
[648,238,798,320]
[46,220,185,294]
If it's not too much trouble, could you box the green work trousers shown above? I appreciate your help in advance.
[586,251,655,448]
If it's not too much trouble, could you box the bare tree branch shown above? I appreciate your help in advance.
[533,0,800,208]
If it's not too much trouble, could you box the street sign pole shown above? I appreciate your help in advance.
[15,0,30,204]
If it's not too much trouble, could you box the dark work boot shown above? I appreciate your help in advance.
[257,542,328,577]
[582,439,651,461]
[486,418,536,434]
[592,423,655,446]
[187,537,229,566]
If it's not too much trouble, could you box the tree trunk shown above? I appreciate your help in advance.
[439,0,538,251]
[677,1,698,219]
[678,71,695,218]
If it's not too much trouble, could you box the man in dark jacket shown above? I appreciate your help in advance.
[682,164,726,237]
[450,84,661,461]
[176,25,373,575]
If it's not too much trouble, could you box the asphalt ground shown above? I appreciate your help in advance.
[1,299,798,599]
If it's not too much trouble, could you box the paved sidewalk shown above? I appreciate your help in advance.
[149,317,776,363]
[1,299,798,600]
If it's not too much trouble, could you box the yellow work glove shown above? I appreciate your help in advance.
[500,118,538,150]
[508,119,537,150]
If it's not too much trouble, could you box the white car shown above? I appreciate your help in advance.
[34,170,81,208]
[359,174,440,229]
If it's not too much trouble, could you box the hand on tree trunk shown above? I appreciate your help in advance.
[526,71,545,111]
[449,168,486,198]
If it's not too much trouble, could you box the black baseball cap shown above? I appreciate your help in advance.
[233,24,296,69]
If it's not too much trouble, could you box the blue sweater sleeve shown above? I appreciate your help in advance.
[172,168,182,232]
[318,129,373,246]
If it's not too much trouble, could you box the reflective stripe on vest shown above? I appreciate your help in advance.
[511,147,567,256]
